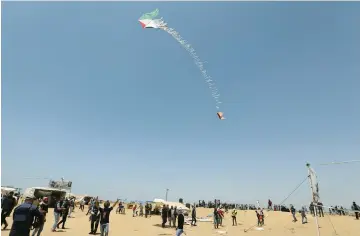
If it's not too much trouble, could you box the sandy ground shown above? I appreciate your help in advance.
[1,207,359,236]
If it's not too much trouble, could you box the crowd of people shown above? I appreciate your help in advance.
[1,191,359,236]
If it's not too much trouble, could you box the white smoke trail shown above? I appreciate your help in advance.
[162,25,222,110]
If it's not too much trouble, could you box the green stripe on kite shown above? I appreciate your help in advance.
[139,9,159,20]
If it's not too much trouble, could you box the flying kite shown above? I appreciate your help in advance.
[138,9,225,120]
[217,112,225,120]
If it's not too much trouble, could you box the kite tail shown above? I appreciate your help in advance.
[163,25,221,110]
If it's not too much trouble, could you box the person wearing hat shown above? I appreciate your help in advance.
[9,195,43,236]
[1,191,18,230]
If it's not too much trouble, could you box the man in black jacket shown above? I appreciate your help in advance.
[161,206,168,228]
[176,209,185,236]
[1,192,17,230]
[9,196,43,236]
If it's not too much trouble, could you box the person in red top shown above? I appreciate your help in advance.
[217,208,224,226]
[132,204,137,217]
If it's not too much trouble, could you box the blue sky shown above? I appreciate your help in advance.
[2,2,360,207]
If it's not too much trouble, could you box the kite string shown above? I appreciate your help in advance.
[163,25,221,110]
[244,176,309,233]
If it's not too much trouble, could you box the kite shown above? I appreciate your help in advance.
[138,9,225,120]
[217,112,225,120]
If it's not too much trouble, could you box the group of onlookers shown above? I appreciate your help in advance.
[161,204,179,228]
[87,197,119,235]
[159,205,185,236]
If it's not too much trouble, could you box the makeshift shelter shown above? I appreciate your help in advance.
[153,198,190,214]
[65,192,76,200]
[22,187,66,207]
[1,187,17,196]
[75,195,93,205]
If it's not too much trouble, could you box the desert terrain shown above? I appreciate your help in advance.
[1,206,359,236]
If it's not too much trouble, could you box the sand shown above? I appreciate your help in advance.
[1,207,359,236]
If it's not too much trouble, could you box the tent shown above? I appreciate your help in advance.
[22,187,66,207]
[153,198,190,213]
[75,195,93,205]
[1,187,17,195]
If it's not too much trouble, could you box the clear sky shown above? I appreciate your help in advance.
[2,2,360,207]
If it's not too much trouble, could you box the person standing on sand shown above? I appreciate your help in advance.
[52,198,64,232]
[268,199,272,211]
[116,201,122,214]
[57,198,70,229]
[352,202,359,220]
[161,205,168,228]
[32,197,49,236]
[309,202,315,216]
[213,208,219,229]
[144,203,149,217]
[68,198,75,218]
[175,209,185,236]
[9,196,43,236]
[132,204,137,217]
[80,199,85,212]
[218,208,224,226]
[99,199,119,236]
[301,207,307,224]
[168,206,173,227]
[139,203,144,217]
[231,209,237,226]
[191,205,197,226]
[1,191,17,230]
[290,205,297,222]
[89,201,100,235]
[260,209,265,226]
[172,207,177,228]
[87,198,96,216]
[317,202,324,217]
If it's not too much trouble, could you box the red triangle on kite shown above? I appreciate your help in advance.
[139,21,146,28]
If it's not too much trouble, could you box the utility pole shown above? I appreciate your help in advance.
[306,163,320,236]
[165,188,169,201]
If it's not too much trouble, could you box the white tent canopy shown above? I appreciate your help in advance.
[1,187,17,195]
[23,187,66,198]
[153,198,190,212]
